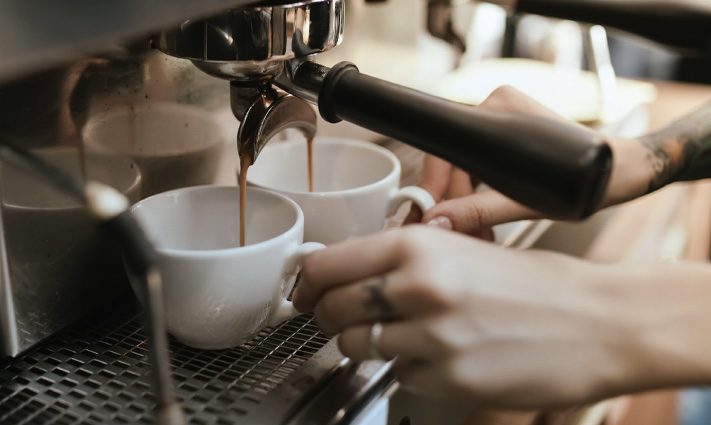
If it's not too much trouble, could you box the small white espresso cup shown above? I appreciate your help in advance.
[247,138,435,244]
[129,186,323,349]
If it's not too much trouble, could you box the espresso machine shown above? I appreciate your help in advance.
[0,0,616,357]
[1,1,711,424]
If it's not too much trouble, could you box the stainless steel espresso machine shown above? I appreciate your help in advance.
[1,1,711,424]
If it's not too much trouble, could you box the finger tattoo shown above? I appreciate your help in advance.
[363,276,394,317]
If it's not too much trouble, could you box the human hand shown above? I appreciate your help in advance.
[410,86,651,234]
[407,86,563,234]
[293,226,650,409]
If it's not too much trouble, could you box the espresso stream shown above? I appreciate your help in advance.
[239,139,315,247]
[307,138,314,192]
[239,154,252,247]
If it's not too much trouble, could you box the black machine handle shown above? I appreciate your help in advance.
[294,62,611,220]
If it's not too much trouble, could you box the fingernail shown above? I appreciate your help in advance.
[426,216,453,230]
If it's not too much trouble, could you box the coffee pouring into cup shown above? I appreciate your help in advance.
[248,137,436,245]
[157,0,613,222]
[129,186,324,349]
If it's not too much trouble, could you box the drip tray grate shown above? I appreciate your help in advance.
[0,307,331,424]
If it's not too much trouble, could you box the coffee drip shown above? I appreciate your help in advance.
[239,153,252,247]
[238,138,315,247]
[307,138,314,193]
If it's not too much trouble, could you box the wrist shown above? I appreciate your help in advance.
[594,263,711,393]
[601,137,653,208]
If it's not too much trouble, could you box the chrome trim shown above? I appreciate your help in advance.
[0,0,264,84]
[156,0,344,82]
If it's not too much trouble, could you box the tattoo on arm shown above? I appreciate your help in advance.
[639,100,711,193]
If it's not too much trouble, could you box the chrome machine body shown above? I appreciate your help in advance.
[0,0,258,358]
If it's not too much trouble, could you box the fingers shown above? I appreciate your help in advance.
[336,325,455,401]
[312,271,446,335]
[420,155,453,201]
[314,276,397,335]
[403,206,425,225]
[407,157,474,225]
[446,167,475,200]
[294,231,408,312]
[471,227,496,242]
[404,155,453,225]
[423,191,541,234]
[395,360,447,395]
[337,321,440,362]
[409,86,570,228]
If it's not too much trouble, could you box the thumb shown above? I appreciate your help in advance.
[422,191,541,234]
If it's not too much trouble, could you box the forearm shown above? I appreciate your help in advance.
[594,262,711,396]
[639,101,711,192]
[601,137,656,207]
[601,101,711,208]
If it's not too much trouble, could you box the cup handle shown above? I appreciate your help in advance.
[387,186,436,217]
[267,242,326,327]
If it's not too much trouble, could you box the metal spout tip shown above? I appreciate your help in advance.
[235,86,317,163]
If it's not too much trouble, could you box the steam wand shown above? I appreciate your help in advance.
[0,139,185,425]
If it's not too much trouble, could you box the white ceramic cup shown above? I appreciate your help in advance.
[129,186,323,350]
[247,138,436,244]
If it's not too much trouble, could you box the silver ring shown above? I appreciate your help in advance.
[368,322,387,360]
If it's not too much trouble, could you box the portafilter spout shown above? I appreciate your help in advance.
[232,83,317,164]
[156,0,338,161]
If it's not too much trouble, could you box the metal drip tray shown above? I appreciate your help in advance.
[0,306,353,425]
